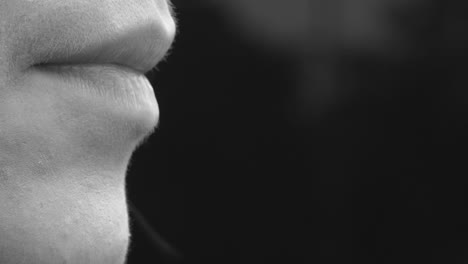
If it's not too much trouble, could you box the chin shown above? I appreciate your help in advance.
[0,70,155,264]
[0,174,131,264]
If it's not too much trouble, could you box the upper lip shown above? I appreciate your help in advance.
[33,11,175,74]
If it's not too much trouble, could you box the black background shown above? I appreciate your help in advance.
[126,1,468,263]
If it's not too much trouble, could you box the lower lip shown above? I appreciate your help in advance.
[29,64,158,111]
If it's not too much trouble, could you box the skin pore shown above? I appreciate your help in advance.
[0,0,176,263]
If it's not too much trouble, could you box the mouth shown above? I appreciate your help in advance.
[28,62,159,115]
[5,1,176,134]
[33,62,144,79]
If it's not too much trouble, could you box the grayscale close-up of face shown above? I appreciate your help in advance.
[0,0,176,263]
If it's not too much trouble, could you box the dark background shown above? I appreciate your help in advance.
[126,1,468,263]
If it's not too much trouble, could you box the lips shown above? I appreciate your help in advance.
[5,0,176,76]
[33,24,175,78]
[27,15,176,107]
[26,15,174,113]
[33,23,175,75]
[3,0,177,128]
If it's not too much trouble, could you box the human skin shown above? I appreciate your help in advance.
[0,0,176,263]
